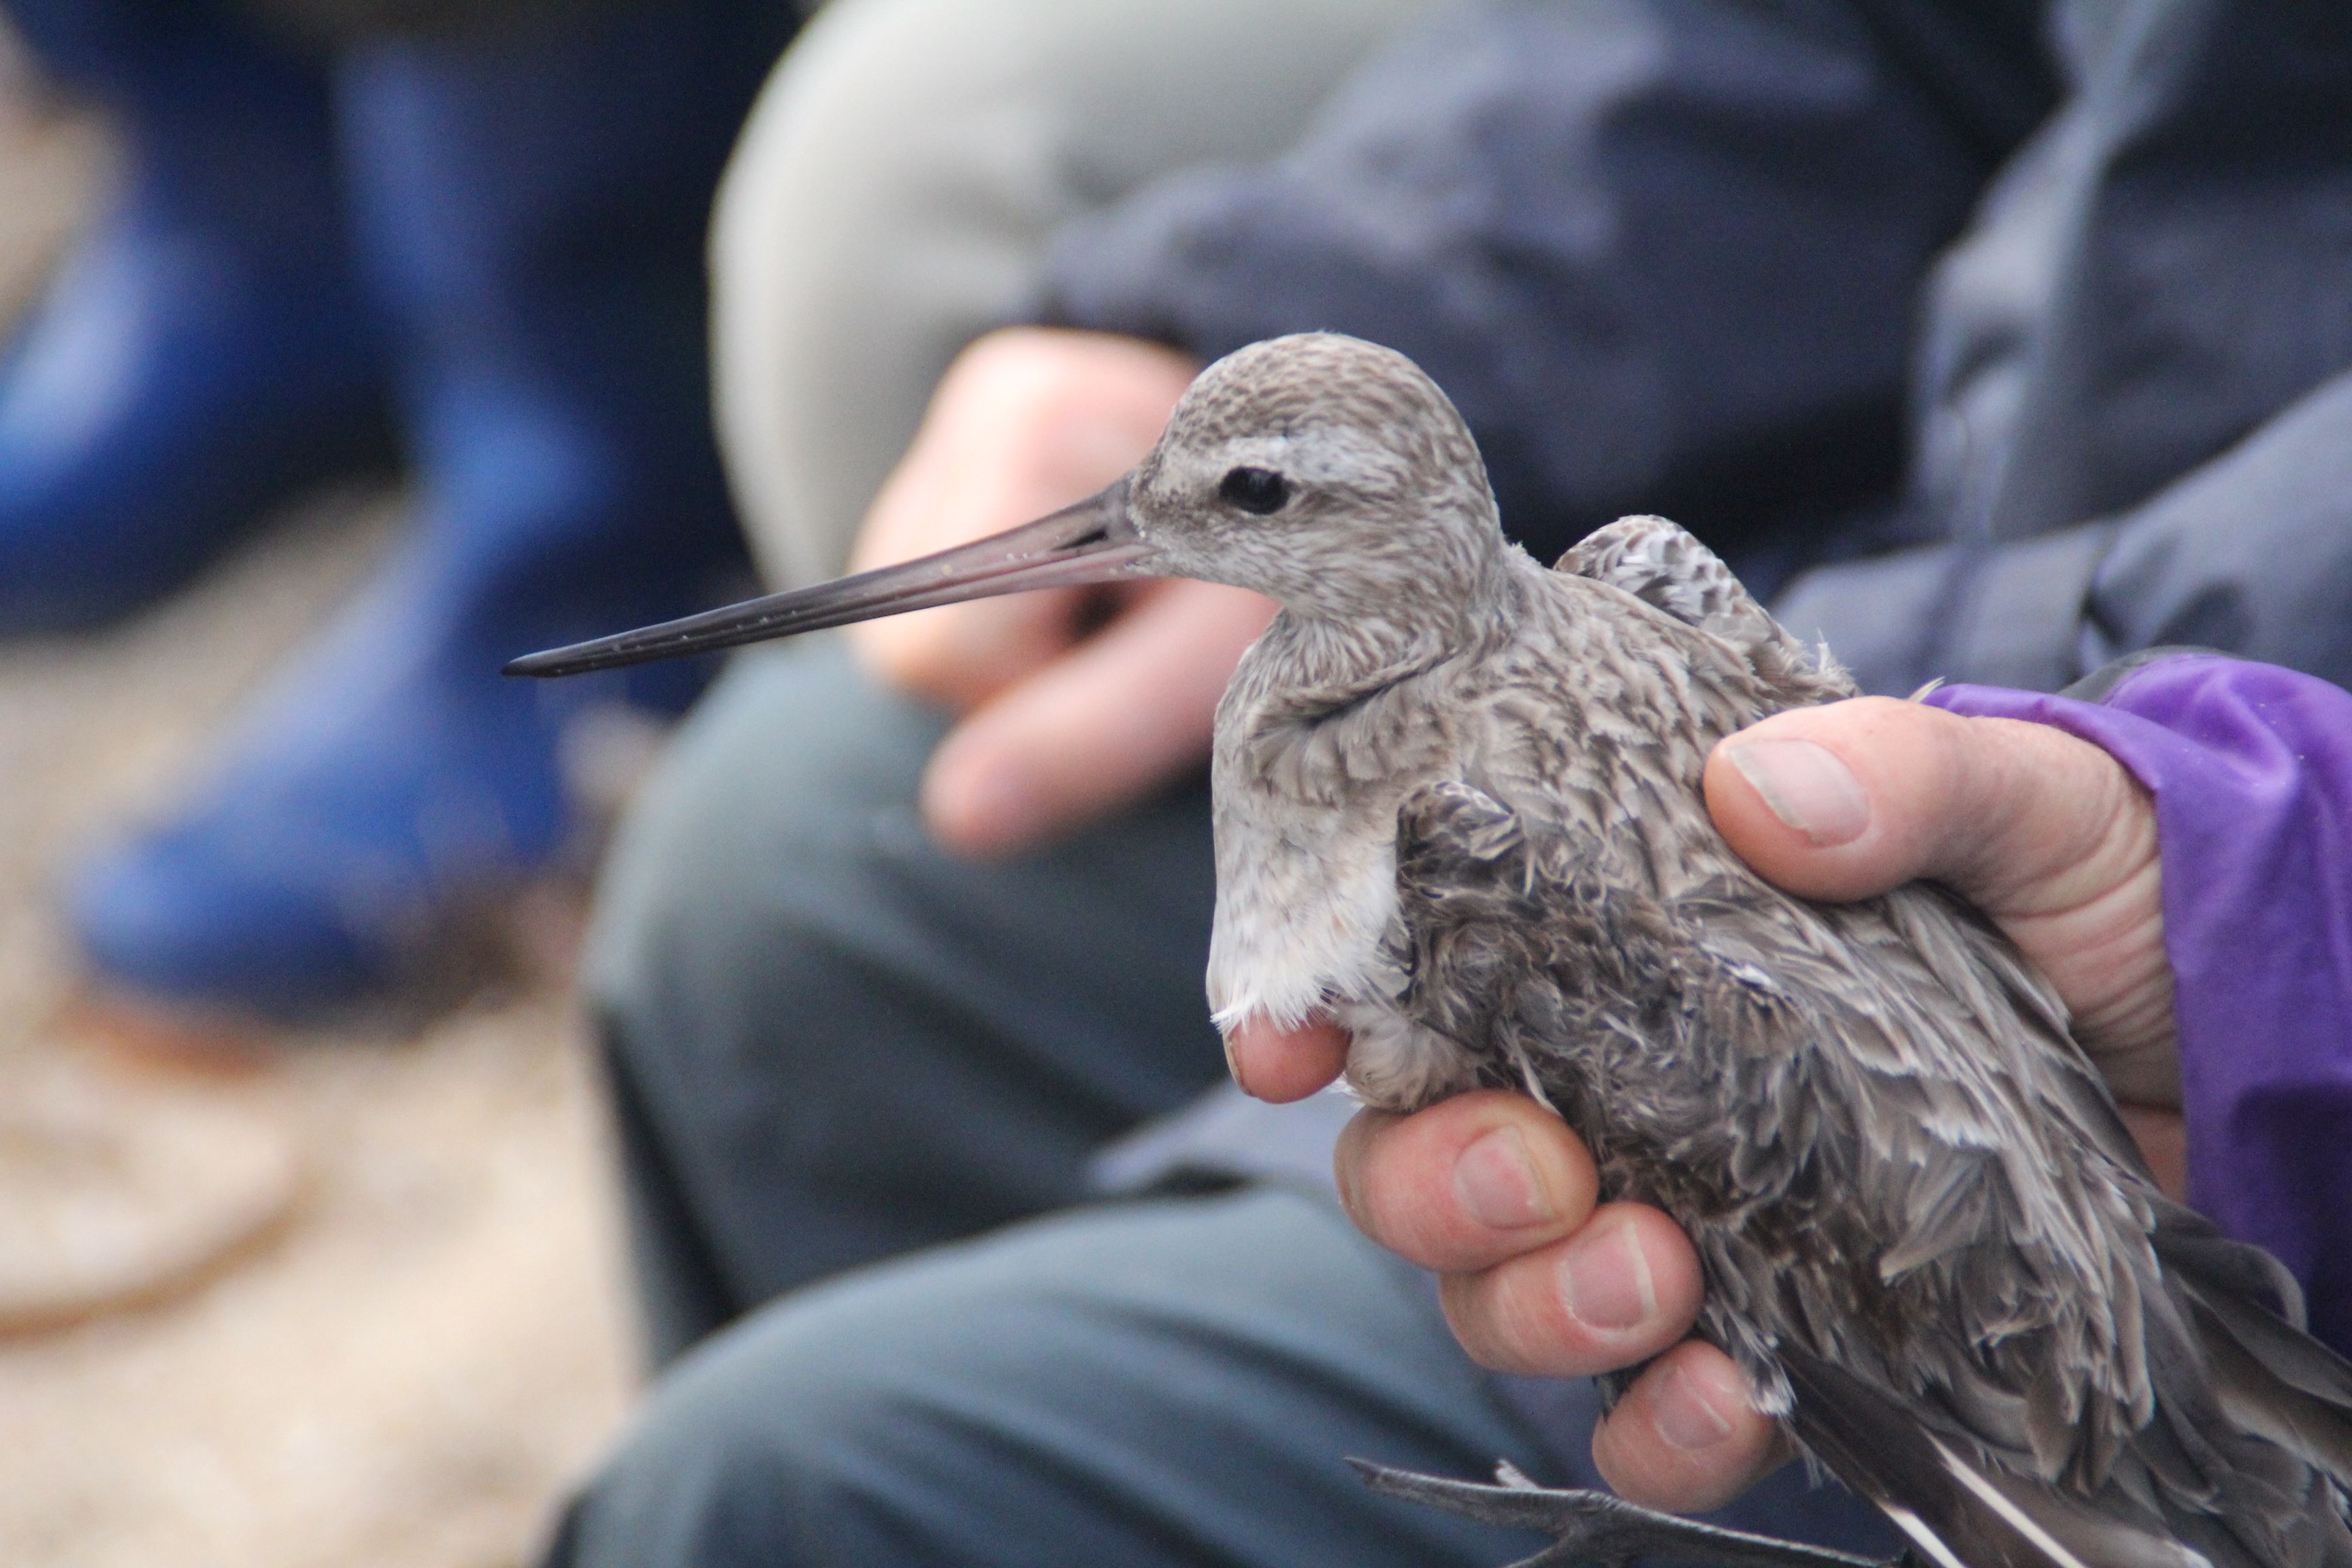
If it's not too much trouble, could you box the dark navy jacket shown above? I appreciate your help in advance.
[1034,0,2352,697]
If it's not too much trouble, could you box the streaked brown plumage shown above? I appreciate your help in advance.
[510,332,2352,1568]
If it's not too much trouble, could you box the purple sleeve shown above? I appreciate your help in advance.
[1927,657,2352,1354]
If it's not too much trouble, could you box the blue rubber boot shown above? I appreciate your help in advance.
[0,0,389,632]
[68,0,796,1023]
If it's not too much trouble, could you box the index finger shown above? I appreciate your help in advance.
[1335,1090,1597,1274]
[1222,1013,1350,1103]
[919,580,1274,855]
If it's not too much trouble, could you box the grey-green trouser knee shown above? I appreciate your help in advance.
[542,1184,1587,1568]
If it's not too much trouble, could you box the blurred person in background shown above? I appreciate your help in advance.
[0,0,799,1030]
[540,0,2352,1564]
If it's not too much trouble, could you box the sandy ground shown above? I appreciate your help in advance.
[0,67,641,1568]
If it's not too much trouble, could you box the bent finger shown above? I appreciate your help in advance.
[921,581,1275,855]
[1437,1201,1703,1378]
[1591,1339,1792,1513]
[1335,1091,1598,1273]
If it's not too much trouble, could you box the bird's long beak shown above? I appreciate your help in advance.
[504,478,1149,679]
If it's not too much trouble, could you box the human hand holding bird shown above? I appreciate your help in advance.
[1326,693,2183,1520]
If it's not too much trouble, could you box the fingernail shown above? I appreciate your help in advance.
[1727,739,1868,847]
[1452,1128,1555,1230]
[1650,1361,1737,1452]
[1558,1220,1657,1332]
[1222,1026,1255,1099]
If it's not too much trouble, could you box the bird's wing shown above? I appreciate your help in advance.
[1695,889,2352,1568]
[1553,516,1856,703]
[1392,781,2352,1568]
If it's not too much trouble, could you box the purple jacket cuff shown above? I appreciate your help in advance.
[1928,657,2352,1353]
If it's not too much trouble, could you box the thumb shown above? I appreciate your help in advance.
[1703,696,2176,1105]
[921,581,1274,855]
[1703,696,2146,915]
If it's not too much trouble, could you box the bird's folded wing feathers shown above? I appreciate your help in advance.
[1779,1343,2214,1568]
[1396,782,2147,1411]
[1687,881,2352,1568]
[1554,516,1857,702]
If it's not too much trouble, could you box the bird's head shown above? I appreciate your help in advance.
[1123,334,1503,620]
[503,333,1505,679]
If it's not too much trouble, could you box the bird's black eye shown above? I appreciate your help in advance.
[1219,466,1292,514]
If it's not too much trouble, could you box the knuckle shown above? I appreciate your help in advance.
[1437,1222,1689,1379]
[1351,1094,1593,1272]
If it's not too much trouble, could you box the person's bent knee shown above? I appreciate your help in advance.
[584,641,945,1029]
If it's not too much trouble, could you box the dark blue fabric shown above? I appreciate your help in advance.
[0,0,391,630]
[1036,0,2053,595]
[1042,0,2352,697]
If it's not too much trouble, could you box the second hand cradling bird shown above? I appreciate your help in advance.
[508,333,2352,1568]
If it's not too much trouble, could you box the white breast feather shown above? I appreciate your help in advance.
[1206,795,1480,1108]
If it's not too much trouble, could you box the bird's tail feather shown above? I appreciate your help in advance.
[2149,1205,2352,1568]
[1780,1344,2213,1568]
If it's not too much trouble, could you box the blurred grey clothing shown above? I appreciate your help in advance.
[1779,0,2352,694]
[709,0,1443,589]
